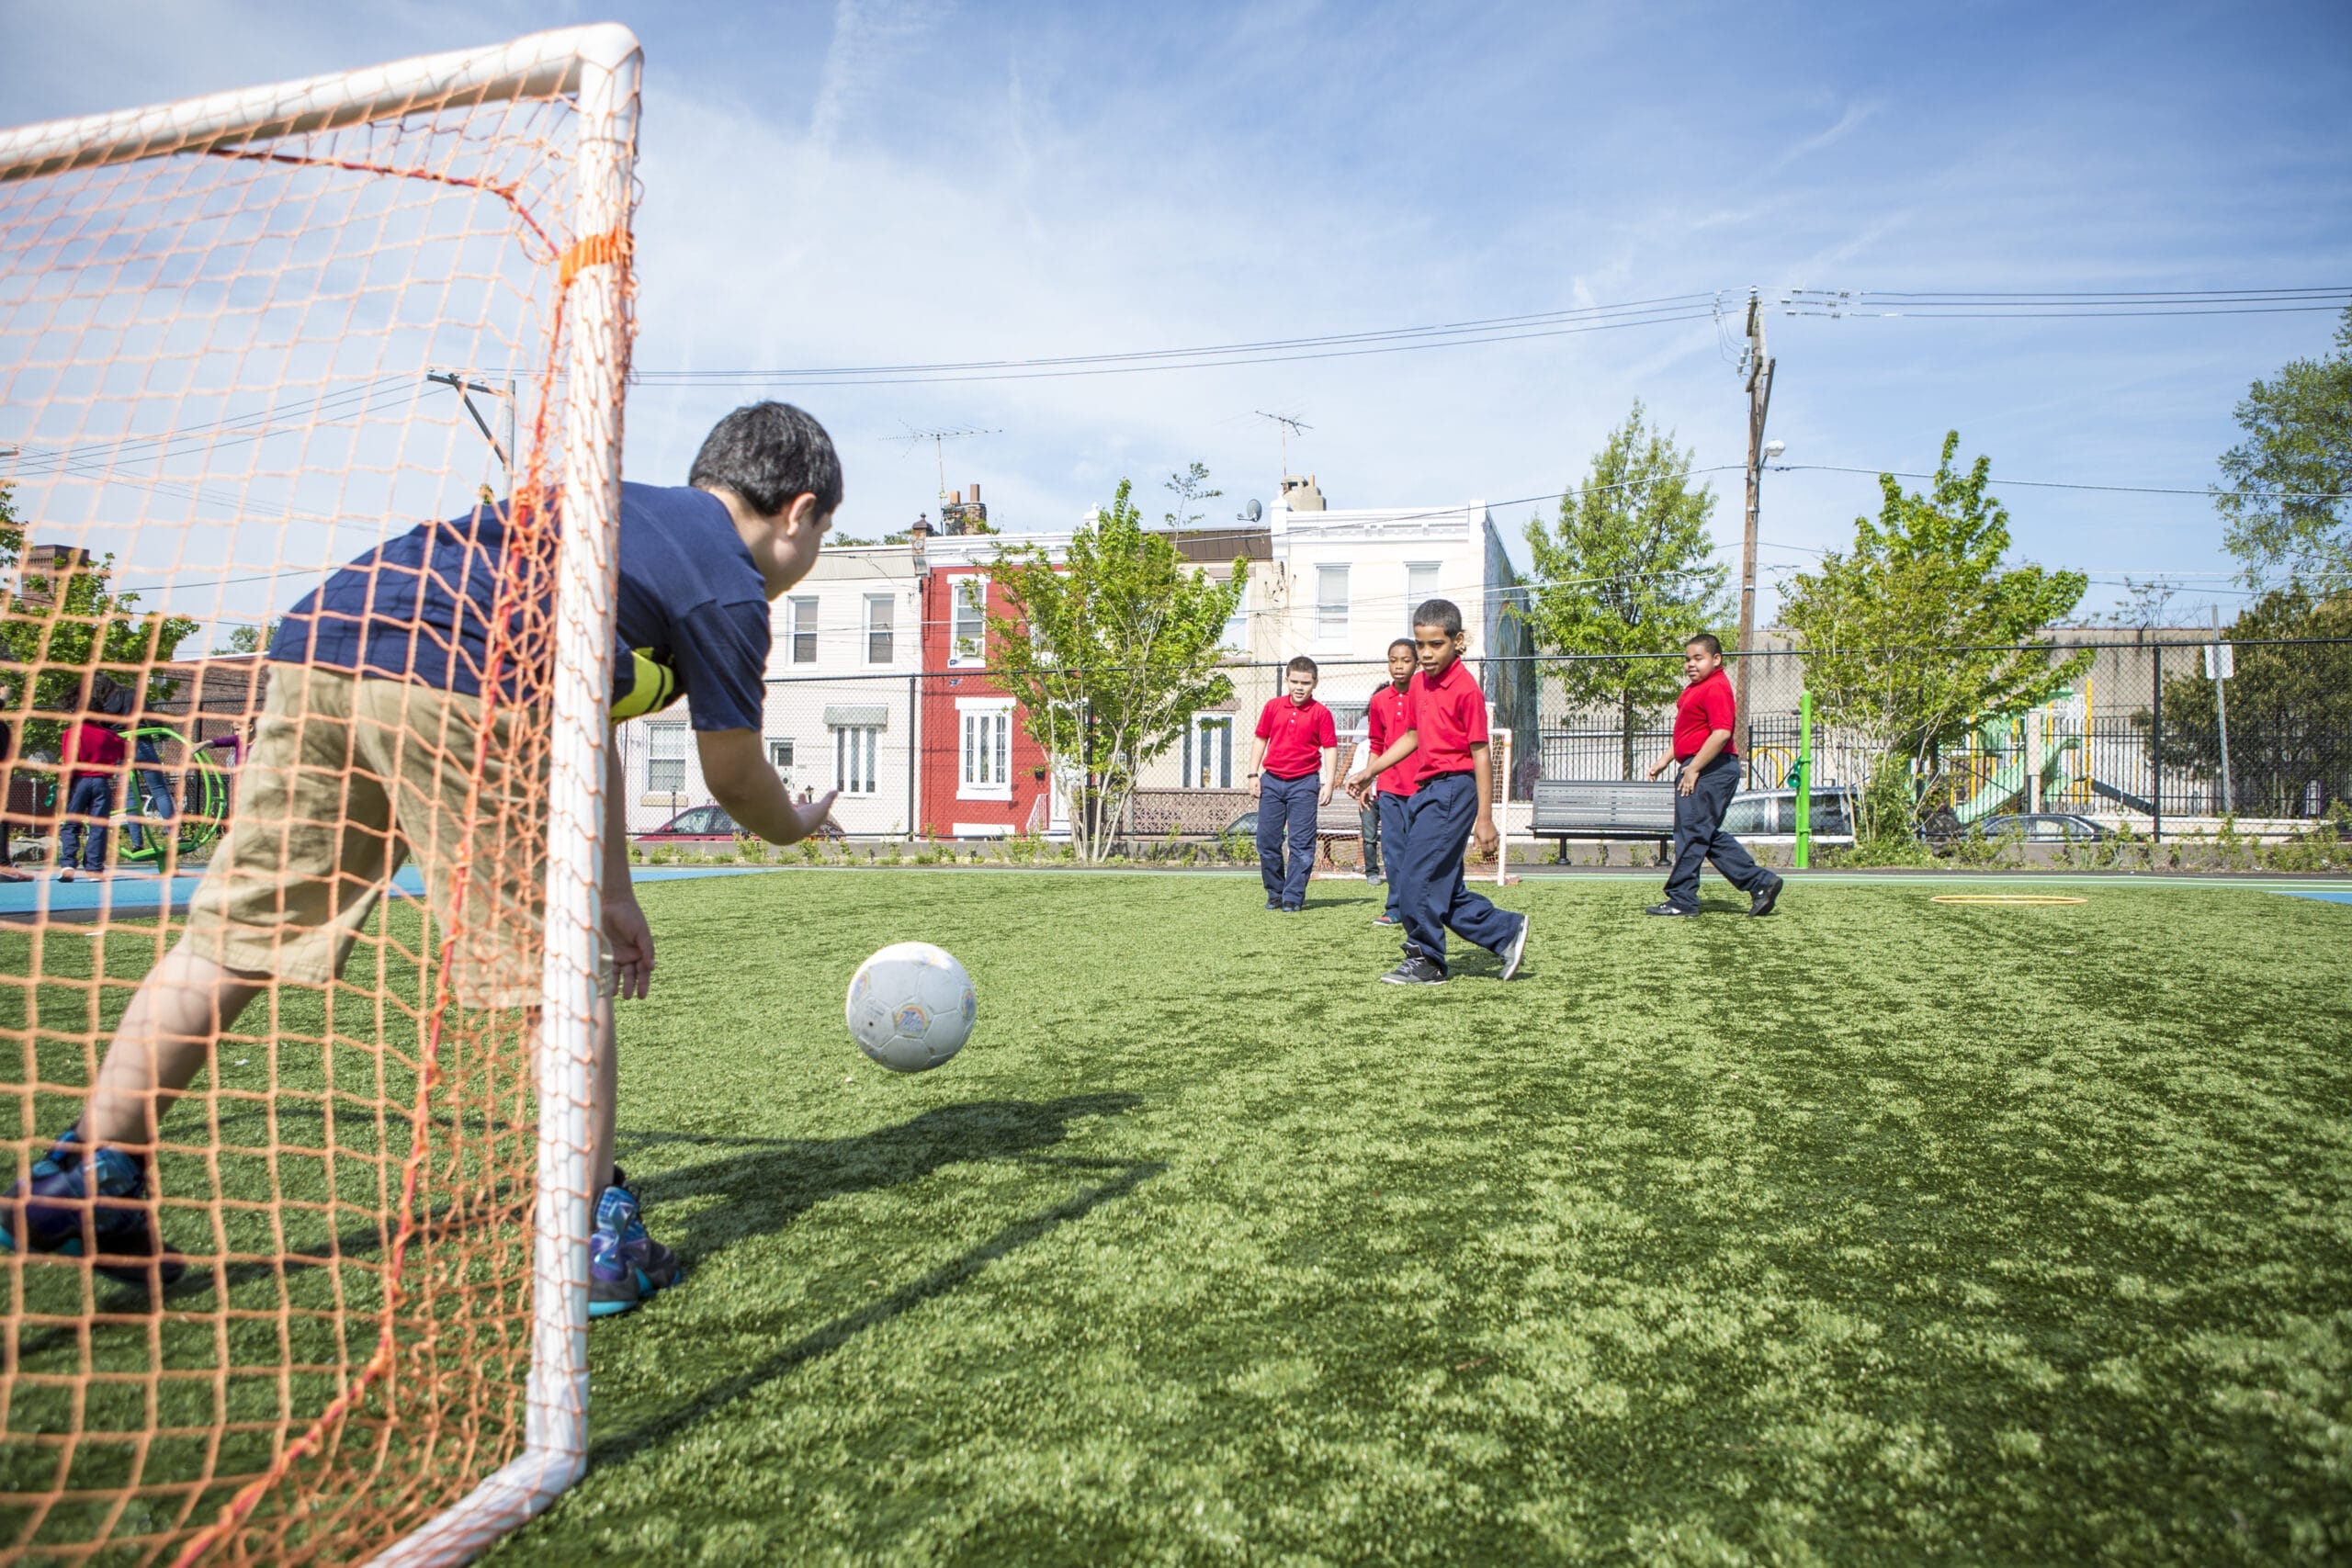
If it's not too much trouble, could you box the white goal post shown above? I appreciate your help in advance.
[0,26,639,1567]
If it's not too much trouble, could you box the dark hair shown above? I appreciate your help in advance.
[1410,598,1464,637]
[1286,655,1319,678]
[1387,637,1417,657]
[1686,632,1724,657]
[688,401,843,519]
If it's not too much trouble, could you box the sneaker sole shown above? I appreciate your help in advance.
[1379,973,1447,986]
[0,1222,187,1287]
[590,1265,686,1318]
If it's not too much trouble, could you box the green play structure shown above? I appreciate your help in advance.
[1945,694,2089,825]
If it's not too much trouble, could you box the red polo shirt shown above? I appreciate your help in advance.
[1256,695,1337,779]
[1363,682,1419,796]
[1673,667,1737,760]
[63,721,126,785]
[1408,657,1487,782]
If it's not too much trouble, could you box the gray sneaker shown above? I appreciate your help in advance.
[1498,915,1530,981]
[1380,955,1447,986]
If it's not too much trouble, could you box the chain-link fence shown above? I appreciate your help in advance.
[602,637,2347,846]
[17,637,2338,866]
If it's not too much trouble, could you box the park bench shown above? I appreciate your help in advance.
[1529,778,1679,863]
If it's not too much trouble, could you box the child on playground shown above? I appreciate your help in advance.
[1,400,844,1315]
[1644,633,1783,918]
[55,684,127,882]
[1346,600,1529,986]
[1245,655,1339,912]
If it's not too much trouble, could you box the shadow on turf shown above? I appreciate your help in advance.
[587,1151,1165,1473]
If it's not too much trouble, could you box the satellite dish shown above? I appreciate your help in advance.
[1243,498,1264,523]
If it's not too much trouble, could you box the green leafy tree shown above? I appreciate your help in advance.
[1779,433,2090,835]
[1520,402,1729,777]
[2137,587,2352,817]
[982,472,1247,863]
[0,484,200,760]
[214,619,281,655]
[2216,304,2352,592]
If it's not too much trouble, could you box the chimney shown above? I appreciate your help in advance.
[968,481,980,506]
[949,489,962,505]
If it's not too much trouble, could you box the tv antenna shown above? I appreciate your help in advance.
[1253,410,1311,476]
[891,423,1001,500]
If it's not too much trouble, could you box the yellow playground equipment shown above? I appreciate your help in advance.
[1943,684,2094,824]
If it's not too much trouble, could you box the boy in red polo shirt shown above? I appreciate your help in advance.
[1346,600,1529,985]
[1645,633,1782,917]
[56,693,129,882]
[1361,638,1419,927]
[1246,655,1339,912]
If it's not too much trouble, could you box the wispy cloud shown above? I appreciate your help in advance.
[809,0,950,153]
[1767,99,1883,176]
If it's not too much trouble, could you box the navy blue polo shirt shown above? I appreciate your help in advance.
[269,482,770,730]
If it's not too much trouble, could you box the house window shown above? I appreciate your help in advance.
[1406,562,1440,625]
[835,727,878,795]
[766,739,794,773]
[957,700,1013,800]
[1219,592,1248,652]
[647,722,687,794]
[786,596,818,663]
[1316,563,1350,644]
[864,594,894,665]
[951,578,986,665]
[1182,715,1234,788]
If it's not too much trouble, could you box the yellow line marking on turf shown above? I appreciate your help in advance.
[1930,895,2088,906]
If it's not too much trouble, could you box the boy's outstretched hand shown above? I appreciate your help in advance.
[789,789,842,843]
[604,894,655,1001]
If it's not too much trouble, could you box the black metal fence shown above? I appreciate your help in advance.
[594,640,2352,840]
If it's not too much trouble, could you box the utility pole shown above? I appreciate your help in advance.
[1734,289,1775,757]
[2210,603,2233,817]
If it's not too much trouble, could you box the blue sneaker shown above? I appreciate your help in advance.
[0,1131,187,1288]
[589,1181,683,1318]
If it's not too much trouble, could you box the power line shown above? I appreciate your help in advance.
[1770,463,2352,502]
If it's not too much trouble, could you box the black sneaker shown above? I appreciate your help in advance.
[1498,915,1531,981]
[1380,956,1447,986]
[1645,902,1700,918]
[1750,876,1784,918]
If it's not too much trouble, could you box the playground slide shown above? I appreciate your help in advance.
[1951,735,2081,826]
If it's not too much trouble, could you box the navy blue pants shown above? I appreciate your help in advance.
[1663,753,1773,909]
[1258,771,1320,908]
[57,777,113,873]
[1376,790,1410,920]
[1398,771,1521,970]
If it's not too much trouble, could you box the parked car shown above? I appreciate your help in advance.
[1720,786,1860,844]
[1973,812,2114,843]
[637,804,843,843]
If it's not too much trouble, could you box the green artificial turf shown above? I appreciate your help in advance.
[494,873,2350,1565]
[6,873,2351,1564]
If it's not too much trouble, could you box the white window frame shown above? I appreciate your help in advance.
[766,738,794,773]
[646,721,687,795]
[1218,588,1249,653]
[956,696,1014,801]
[863,593,894,666]
[1406,562,1441,626]
[1316,562,1350,646]
[950,576,987,667]
[834,726,879,795]
[1182,714,1234,789]
[786,595,819,664]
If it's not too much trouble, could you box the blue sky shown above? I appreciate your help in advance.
[7,0,2349,623]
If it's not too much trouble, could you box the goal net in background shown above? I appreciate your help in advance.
[0,27,639,1565]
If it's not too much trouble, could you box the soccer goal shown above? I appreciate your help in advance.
[0,26,639,1564]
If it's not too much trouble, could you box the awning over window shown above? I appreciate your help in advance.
[822,705,889,728]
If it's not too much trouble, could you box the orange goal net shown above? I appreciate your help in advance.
[0,27,639,1565]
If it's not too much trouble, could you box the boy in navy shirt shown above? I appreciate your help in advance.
[1346,600,1529,985]
[3,402,844,1315]
[1645,634,1782,918]
[1246,656,1339,912]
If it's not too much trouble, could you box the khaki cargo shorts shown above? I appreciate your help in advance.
[182,664,614,1010]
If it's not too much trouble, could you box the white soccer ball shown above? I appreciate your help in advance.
[845,942,977,1073]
